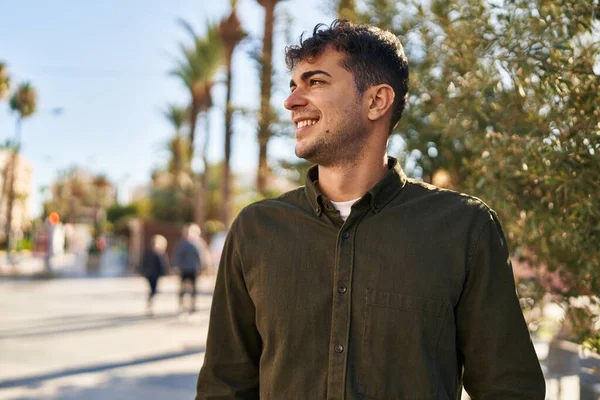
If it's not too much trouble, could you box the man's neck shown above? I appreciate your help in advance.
[317,151,388,202]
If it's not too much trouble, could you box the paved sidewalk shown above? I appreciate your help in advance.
[0,250,126,279]
[0,274,215,400]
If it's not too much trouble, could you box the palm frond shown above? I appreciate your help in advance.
[171,20,224,103]
[177,18,200,42]
[163,104,189,133]
[0,62,10,100]
[9,82,37,118]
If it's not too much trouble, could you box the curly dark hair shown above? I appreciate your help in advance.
[285,20,409,133]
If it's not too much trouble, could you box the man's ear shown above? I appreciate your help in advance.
[367,84,395,122]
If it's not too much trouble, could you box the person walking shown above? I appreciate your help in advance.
[140,234,168,316]
[174,224,202,313]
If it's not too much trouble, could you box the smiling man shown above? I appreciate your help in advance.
[196,20,545,399]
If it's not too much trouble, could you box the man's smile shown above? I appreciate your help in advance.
[293,116,321,135]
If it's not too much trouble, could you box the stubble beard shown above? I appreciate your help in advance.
[295,105,368,168]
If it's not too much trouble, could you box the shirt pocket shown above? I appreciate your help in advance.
[358,289,449,400]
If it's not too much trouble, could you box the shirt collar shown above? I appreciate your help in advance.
[304,156,407,216]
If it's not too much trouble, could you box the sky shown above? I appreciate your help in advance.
[0,0,336,217]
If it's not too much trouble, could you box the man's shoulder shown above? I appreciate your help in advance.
[176,238,190,248]
[228,186,310,234]
[176,239,197,252]
[237,186,308,217]
[403,179,494,222]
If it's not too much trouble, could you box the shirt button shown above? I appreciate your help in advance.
[338,285,347,294]
[334,344,344,354]
[342,232,350,239]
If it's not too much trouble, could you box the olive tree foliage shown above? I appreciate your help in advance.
[333,0,600,352]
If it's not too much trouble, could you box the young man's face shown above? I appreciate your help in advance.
[284,48,370,167]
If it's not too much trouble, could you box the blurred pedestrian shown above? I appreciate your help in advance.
[174,224,203,313]
[140,234,168,315]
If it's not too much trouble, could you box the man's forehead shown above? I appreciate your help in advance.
[290,49,346,77]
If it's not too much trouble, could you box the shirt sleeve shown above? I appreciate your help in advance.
[196,223,261,399]
[456,210,546,399]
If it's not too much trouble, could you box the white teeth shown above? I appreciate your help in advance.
[297,119,318,128]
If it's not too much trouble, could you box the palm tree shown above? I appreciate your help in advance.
[163,104,190,180]
[256,0,286,195]
[6,82,36,249]
[0,62,10,101]
[219,0,246,226]
[0,64,11,244]
[172,20,223,227]
[163,104,187,136]
[172,21,222,162]
[9,83,36,119]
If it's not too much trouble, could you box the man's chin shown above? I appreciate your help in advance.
[295,145,315,162]
[296,148,331,168]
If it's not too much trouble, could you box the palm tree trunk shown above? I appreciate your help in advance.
[4,152,16,250]
[202,112,211,193]
[222,51,234,226]
[257,1,276,195]
[195,113,210,228]
[5,117,20,252]
[188,101,200,166]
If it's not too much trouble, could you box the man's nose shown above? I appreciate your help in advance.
[284,88,308,110]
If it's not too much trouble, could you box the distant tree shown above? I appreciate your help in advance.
[106,203,138,224]
[219,0,247,226]
[5,82,37,249]
[44,168,116,224]
[9,83,36,118]
[335,0,357,22]
[162,104,191,183]
[256,0,287,195]
[149,186,195,223]
[274,158,311,186]
[171,20,223,228]
[0,62,10,101]
[146,104,195,225]
[0,63,10,209]
[172,21,223,160]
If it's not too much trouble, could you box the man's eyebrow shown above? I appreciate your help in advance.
[289,69,332,88]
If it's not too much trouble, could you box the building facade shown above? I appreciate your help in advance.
[0,149,33,244]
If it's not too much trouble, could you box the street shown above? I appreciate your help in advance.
[0,273,214,400]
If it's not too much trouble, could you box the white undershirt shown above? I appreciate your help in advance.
[331,197,361,221]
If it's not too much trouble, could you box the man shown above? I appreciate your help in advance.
[140,234,168,315]
[174,223,202,313]
[197,20,545,399]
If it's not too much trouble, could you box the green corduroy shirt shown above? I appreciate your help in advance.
[196,157,545,400]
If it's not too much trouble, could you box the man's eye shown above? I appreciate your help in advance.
[310,80,324,86]
[290,86,297,93]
